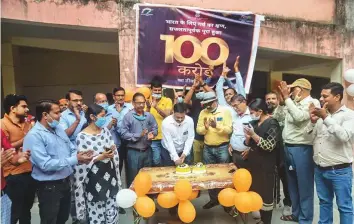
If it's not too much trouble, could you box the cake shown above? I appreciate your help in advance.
[176,163,192,175]
[192,162,207,174]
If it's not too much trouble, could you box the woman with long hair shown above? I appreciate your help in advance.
[74,104,121,223]
[243,98,282,224]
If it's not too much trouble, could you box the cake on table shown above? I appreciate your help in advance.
[192,162,207,174]
[176,164,192,175]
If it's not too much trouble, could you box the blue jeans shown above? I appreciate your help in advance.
[284,145,314,224]
[315,166,353,224]
[160,147,193,166]
[203,144,230,202]
[151,140,162,167]
[126,148,152,187]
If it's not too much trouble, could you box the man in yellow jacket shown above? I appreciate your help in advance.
[197,91,232,209]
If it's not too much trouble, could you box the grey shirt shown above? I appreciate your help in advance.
[121,110,158,150]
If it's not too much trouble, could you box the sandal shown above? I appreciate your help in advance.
[280,215,298,222]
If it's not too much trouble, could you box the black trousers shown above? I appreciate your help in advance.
[274,163,292,207]
[119,142,128,175]
[5,172,36,224]
[231,150,248,169]
[36,178,71,224]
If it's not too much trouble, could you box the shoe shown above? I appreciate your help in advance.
[119,207,126,214]
[202,201,219,209]
[252,211,261,219]
[282,205,292,216]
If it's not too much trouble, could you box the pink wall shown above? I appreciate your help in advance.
[147,0,335,23]
[2,0,335,28]
[1,0,119,29]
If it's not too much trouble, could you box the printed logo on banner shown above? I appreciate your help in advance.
[141,8,153,16]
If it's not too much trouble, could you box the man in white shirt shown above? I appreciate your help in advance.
[161,103,195,166]
[277,78,320,223]
[306,82,354,224]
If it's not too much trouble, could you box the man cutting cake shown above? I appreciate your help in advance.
[161,103,195,166]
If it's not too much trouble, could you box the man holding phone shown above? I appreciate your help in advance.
[228,94,252,168]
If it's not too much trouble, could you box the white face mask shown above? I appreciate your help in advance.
[250,113,260,121]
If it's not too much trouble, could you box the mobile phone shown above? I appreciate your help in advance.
[242,122,249,126]
[104,147,111,152]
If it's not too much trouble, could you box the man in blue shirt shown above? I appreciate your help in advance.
[121,93,158,187]
[23,100,92,224]
[59,90,87,145]
[107,87,133,175]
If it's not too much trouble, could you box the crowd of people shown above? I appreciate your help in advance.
[1,57,354,224]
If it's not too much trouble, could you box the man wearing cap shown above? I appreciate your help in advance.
[277,78,320,223]
[196,91,232,209]
[58,99,68,112]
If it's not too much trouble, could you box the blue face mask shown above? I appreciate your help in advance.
[47,115,59,129]
[177,97,184,103]
[98,103,109,111]
[196,92,205,100]
[95,116,106,128]
[133,114,146,121]
[152,93,162,99]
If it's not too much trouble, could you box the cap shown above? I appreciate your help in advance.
[59,98,68,104]
[288,78,312,90]
[201,91,217,104]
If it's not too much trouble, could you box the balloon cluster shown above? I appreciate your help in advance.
[218,168,263,214]
[344,69,354,97]
[157,180,199,223]
[116,172,155,223]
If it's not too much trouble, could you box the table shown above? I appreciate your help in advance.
[130,163,237,193]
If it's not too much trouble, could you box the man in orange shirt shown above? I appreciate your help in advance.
[1,94,35,224]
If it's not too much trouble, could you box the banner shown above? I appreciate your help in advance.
[134,4,263,92]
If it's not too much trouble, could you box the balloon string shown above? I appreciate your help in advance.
[133,208,142,224]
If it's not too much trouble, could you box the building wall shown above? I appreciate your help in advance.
[15,47,120,111]
[1,0,353,107]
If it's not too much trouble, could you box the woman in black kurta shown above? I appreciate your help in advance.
[243,98,282,224]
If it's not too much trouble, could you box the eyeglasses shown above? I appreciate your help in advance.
[71,99,83,103]
[114,94,125,97]
[134,102,146,106]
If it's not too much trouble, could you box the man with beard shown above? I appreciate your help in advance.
[1,94,35,224]
[58,99,68,112]
[59,90,87,145]
[265,91,292,217]
[196,91,232,209]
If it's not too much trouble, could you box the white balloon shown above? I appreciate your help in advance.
[347,84,354,97]
[116,189,137,208]
[344,69,354,83]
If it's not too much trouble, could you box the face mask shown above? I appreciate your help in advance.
[98,103,109,111]
[196,92,204,100]
[133,114,146,121]
[177,97,184,103]
[47,115,59,129]
[152,93,162,99]
[94,116,106,128]
[251,113,260,121]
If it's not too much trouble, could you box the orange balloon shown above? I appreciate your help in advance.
[125,89,134,102]
[233,168,252,192]
[157,192,179,208]
[135,196,156,218]
[218,188,238,207]
[174,180,192,201]
[249,191,263,212]
[178,200,196,223]
[137,87,151,99]
[188,191,199,200]
[134,172,152,196]
[234,192,253,213]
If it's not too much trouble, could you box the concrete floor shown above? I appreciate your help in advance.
[30,167,344,224]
